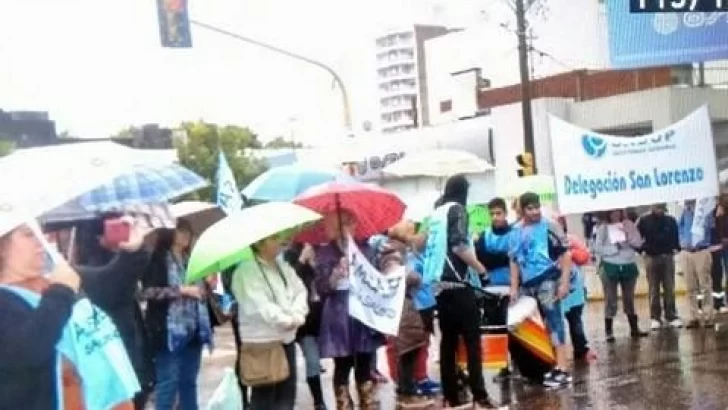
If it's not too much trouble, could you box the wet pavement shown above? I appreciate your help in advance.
[191,297,728,409]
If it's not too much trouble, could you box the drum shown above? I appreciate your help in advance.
[507,296,556,382]
[456,286,510,370]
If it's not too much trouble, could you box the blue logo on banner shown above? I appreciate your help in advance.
[581,135,607,159]
[607,0,728,68]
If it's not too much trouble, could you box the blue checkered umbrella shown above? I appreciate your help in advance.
[78,163,208,212]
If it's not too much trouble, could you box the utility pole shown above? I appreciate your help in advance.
[190,20,352,132]
[515,0,537,173]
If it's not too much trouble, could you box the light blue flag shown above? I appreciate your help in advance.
[216,151,243,215]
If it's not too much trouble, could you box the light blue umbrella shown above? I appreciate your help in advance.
[241,164,354,202]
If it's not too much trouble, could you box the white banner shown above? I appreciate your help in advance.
[549,106,719,214]
[346,240,406,336]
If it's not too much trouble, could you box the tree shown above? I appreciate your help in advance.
[264,136,303,149]
[0,139,14,157]
[175,121,267,201]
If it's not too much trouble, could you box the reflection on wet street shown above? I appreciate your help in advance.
[195,298,728,409]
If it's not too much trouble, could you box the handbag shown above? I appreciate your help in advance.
[237,259,291,387]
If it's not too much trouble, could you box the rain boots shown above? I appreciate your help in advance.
[605,318,616,343]
[357,381,377,410]
[628,314,648,338]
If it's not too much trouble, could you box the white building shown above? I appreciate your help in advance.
[375,25,450,134]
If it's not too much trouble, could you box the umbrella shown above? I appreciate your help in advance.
[0,141,166,236]
[170,201,224,234]
[41,201,177,230]
[241,163,355,202]
[383,149,494,177]
[78,163,208,212]
[501,175,557,201]
[185,202,322,283]
[293,181,406,243]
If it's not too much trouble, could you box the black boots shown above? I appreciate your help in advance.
[307,376,327,410]
[605,318,615,343]
[628,314,648,338]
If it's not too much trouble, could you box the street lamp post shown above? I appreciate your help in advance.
[190,20,353,132]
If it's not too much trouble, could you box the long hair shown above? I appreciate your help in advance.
[150,219,193,261]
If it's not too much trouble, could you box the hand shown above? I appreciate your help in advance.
[118,216,153,252]
[556,280,570,300]
[180,285,203,300]
[49,261,81,293]
[299,244,315,265]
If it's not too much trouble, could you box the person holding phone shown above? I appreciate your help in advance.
[141,220,213,410]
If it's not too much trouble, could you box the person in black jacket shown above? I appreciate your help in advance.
[284,242,326,410]
[75,216,155,410]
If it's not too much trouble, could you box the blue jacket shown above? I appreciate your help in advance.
[408,252,437,310]
[509,218,567,285]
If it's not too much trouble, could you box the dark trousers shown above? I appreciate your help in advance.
[645,254,678,322]
[333,353,374,385]
[397,349,419,395]
[600,273,638,318]
[712,251,726,309]
[249,343,297,410]
[437,287,489,405]
[565,305,589,358]
[231,315,250,408]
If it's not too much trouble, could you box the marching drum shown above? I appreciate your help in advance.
[507,296,556,382]
[456,286,510,370]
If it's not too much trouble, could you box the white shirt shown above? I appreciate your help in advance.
[232,256,308,344]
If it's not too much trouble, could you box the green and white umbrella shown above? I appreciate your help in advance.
[185,201,322,283]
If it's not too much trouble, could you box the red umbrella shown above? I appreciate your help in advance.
[293,181,405,243]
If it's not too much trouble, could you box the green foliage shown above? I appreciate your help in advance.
[174,121,267,201]
[0,139,15,157]
[264,136,303,149]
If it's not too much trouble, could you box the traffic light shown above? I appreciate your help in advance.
[516,152,534,177]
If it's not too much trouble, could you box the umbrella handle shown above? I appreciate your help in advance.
[27,220,63,265]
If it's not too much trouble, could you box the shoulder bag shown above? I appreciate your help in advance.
[238,259,291,387]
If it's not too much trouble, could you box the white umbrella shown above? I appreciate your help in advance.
[0,141,167,237]
[383,149,494,177]
[170,201,225,234]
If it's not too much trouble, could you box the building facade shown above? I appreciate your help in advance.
[0,110,57,148]
[375,24,450,134]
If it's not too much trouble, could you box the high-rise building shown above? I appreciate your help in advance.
[375,25,450,134]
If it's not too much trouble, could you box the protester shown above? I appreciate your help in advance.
[283,242,327,410]
[141,220,213,410]
[474,197,514,381]
[636,203,682,330]
[0,223,137,410]
[75,217,155,410]
[508,192,572,388]
[424,174,498,409]
[713,195,728,311]
[232,233,308,410]
[679,200,717,329]
[556,215,596,362]
[313,211,383,410]
[593,209,648,341]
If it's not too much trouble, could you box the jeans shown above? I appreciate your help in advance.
[249,343,297,410]
[522,277,566,346]
[644,254,678,322]
[298,336,322,378]
[564,305,589,358]
[600,272,638,318]
[154,341,203,410]
[437,286,489,406]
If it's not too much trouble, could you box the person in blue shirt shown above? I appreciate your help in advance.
[508,192,572,388]
[475,197,513,287]
[679,199,718,328]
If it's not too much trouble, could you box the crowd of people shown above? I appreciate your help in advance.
[2,173,727,410]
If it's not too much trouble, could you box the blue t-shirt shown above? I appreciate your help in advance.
[509,218,568,285]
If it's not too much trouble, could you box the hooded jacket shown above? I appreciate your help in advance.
[434,174,471,282]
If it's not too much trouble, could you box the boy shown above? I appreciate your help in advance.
[508,192,573,388]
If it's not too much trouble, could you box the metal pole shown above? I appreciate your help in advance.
[190,20,352,131]
[515,0,537,173]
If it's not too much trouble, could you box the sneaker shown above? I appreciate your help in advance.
[416,378,441,395]
[686,320,701,329]
[650,319,663,330]
[669,319,683,328]
[542,369,572,388]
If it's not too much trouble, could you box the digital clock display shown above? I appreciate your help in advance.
[631,0,728,12]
